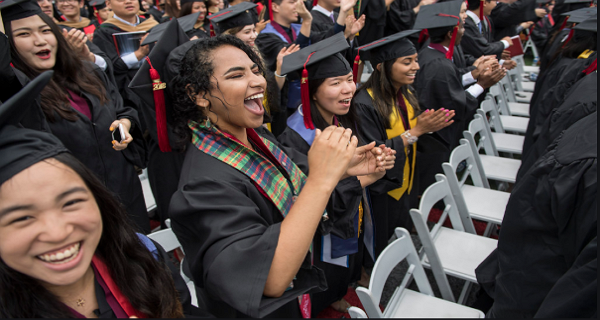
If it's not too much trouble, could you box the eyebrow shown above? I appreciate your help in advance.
[12,24,48,33]
[223,63,259,76]
[0,187,87,218]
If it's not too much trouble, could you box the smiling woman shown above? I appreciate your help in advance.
[168,35,391,318]
[0,73,202,318]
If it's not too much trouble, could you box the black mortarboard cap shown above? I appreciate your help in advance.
[1,0,42,31]
[413,1,463,30]
[562,7,596,22]
[280,33,350,129]
[208,2,258,33]
[356,30,420,66]
[141,11,199,45]
[573,15,597,31]
[536,0,552,3]
[564,0,593,3]
[130,18,190,152]
[88,0,106,9]
[0,70,71,186]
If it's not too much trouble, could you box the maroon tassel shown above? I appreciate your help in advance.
[145,57,172,152]
[94,9,103,24]
[437,13,460,60]
[312,0,318,7]
[418,29,429,44]
[268,0,273,21]
[583,59,597,75]
[559,16,568,30]
[210,23,216,37]
[562,28,574,48]
[352,53,360,84]
[301,52,316,130]
[479,0,484,20]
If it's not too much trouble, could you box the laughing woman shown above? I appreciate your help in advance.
[0,72,202,318]
[276,35,396,316]
[353,31,455,258]
[168,35,389,318]
[4,0,150,233]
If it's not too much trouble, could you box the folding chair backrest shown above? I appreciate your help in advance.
[479,99,506,133]
[409,174,471,302]
[500,75,517,103]
[489,84,511,115]
[356,228,435,318]
[443,139,489,189]
[464,114,499,157]
[147,228,182,253]
[348,307,368,318]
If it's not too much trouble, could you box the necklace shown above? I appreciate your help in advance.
[76,298,86,307]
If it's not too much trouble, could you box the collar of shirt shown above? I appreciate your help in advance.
[466,10,481,25]
[312,5,334,18]
[112,13,140,27]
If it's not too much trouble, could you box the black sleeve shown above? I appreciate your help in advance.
[385,0,418,34]
[256,33,287,72]
[309,13,345,43]
[461,18,505,59]
[490,0,538,28]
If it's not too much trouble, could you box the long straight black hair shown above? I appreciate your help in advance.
[354,58,421,129]
[0,153,184,318]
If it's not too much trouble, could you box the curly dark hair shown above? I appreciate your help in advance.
[170,35,267,150]
[0,153,184,318]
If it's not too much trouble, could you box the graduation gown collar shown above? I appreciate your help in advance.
[100,15,158,32]
[58,17,92,29]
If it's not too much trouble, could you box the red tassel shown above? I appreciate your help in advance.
[301,52,316,130]
[210,23,216,37]
[583,59,597,74]
[447,26,458,59]
[562,28,574,48]
[418,29,429,44]
[479,0,484,19]
[312,0,318,7]
[145,57,172,152]
[352,53,360,84]
[268,0,273,21]
[94,9,103,24]
[559,16,568,30]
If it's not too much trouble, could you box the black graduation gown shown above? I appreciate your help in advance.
[518,71,596,179]
[353,89,409,258]
[453,44,477,78]
[47,62,150,233]
[384,0,420,39]
[538,28,569,75]
[475,112,597,318]
[461,15,505,59]
[530,16,553,54]
[489,0,538,42]
[414,46,479,190]
[186,22,210,39]
[355,0,386,45]
[277,126,365,317]
[169,138,329,318]
[148,7,164,23]
[309,10,340,43]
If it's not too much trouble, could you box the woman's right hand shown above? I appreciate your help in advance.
[276,44,300,73]
[414,108,455,134]
[307,126,357,189]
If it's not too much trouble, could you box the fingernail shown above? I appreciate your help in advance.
[110,127,114,131]
[112,140,116,145]
[446,113,449,116]
[445,119,449,122]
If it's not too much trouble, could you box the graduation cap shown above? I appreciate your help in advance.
[88,0,107,23]
[0,70,71,186]
[536,0,552,4]
[130,18,190,152]
[573,15,597,31]
[562,7,596,22]
[141,11,199,45]
[280,33,350,129]
[1,0,42,33]
[564,0,593,3]
[413,0,463,59]
[208,2,257,33]
[355,30,420,68]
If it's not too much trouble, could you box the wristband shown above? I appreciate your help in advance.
[401,130,418,145]
[274,72,287,78]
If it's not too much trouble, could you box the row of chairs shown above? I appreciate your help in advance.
[351,63,535,317]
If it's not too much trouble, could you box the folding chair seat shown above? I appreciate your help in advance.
[463,115,521,184]
[442,139,511,233]
[480,99,529,134]
[147,227,199,307]
[476,109,524,155]
[409,175,498,304]
[355,227,485,318]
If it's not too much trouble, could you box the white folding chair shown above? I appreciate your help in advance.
[355,227,485,318]
[513,54,539,74]
[509,66,535,92]
[500,75,533,104]
[139,169,157,216]
[476,109,524,155]
[442,139,511,235]
[463,115,521,184]
[489,82,530,117]
[409,174,498,304]
[480,98,529,134]
[348,307,368,318]
[147,227,199,307]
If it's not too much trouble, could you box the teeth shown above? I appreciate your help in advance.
[38,243,80,263]
[244,93,264,101]
[341,99,351,103]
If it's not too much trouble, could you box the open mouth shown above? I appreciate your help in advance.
[244,93,265,115]
[37,242,81,264]
[339,98,351,107]
[35,49,51,60]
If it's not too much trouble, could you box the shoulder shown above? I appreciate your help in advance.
[353,88,375,106]
[278,126,309,151]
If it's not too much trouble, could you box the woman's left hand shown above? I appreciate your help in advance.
[346,141,389,177]
[62,28,95,62]
[109,119,133,151]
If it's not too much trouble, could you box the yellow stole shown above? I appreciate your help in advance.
[367,88,417,201]
[101,16,158,32]
[58,17,91,29]
[578,49,594,59]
